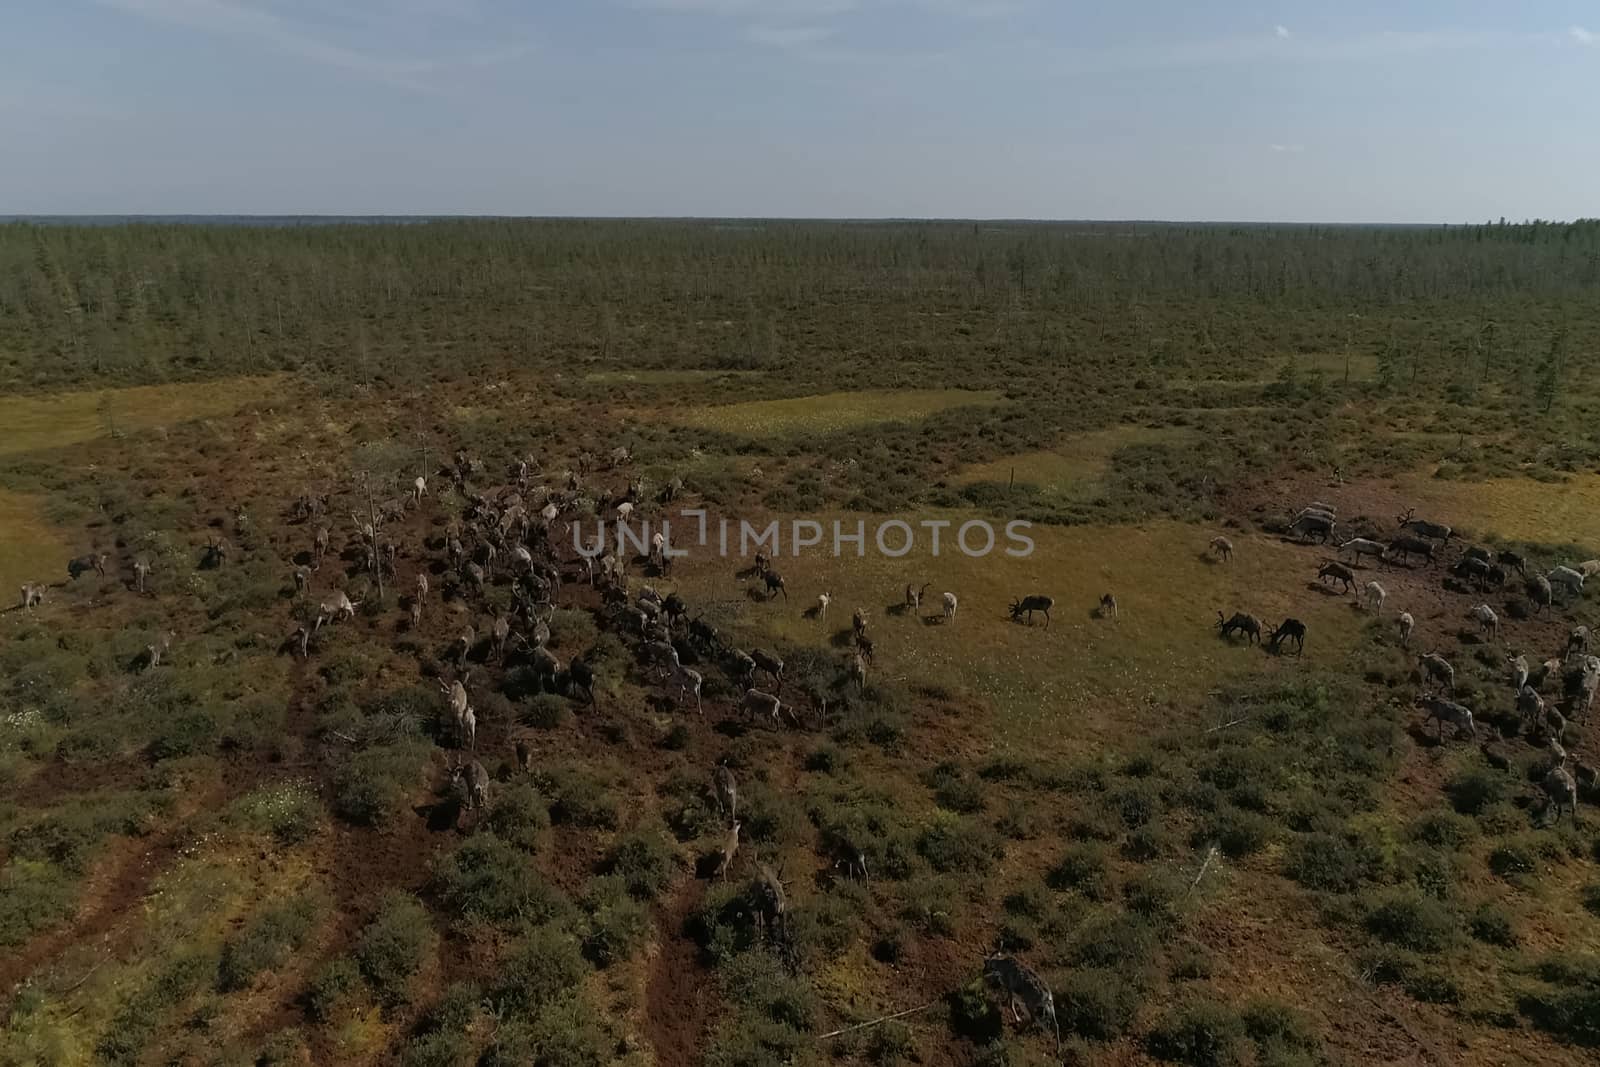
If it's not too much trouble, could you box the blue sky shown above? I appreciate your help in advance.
[2,1,1596,220]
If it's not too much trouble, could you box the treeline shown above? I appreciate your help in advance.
[1,219,1597,392]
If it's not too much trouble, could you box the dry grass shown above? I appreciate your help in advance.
[1394,472,1600,547]
[668,514,1371,751]
[0,489,67,597]
[955,426,1193,500]
[583,369,761,386]
[0,375,287,457]
[666,389,1003,436]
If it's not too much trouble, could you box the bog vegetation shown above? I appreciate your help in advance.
[1,218,1599,1066]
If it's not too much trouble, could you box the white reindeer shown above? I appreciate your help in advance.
[815,592,831,622]
[942,591,958,624]
[1397,611,1415,648]
[1363,581,1386,615]
[1470,603,1499,641]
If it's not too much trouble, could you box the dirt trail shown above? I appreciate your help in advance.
[645,878,716,1067]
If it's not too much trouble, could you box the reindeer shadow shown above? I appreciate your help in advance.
[734,564,763,581]
[293,550,314,567]
[886,602,912,618]
[801,605,823,621]
[416,799,464,833]
[1305,581,1346,597]
[829,628,856,648]
[744,586,770,603]
[923,613,949,627]
[1195,551,1223,567]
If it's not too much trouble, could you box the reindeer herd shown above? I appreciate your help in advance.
[16,446,1600,1054]
[1213,497,1597,825]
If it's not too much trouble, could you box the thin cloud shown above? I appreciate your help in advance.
[96,0,530,90]
[1572,26,1596,45]
[1274,24,1290,39]
[1270,143,1305,153]
[746,24,836,48]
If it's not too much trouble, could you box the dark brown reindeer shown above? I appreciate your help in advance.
[1009,595,1055,628]
[1216,611,1262,644]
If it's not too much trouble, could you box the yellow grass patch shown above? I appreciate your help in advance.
[667,389,1003,436]
[1391,472,1600,547]
[956,426,1192,499]
[584,368,761,386]
[0,375,286,457]
[666,514,1372,753]
[0,489,67,597]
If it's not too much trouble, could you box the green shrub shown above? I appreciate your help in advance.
[1056,967,1141,1040]
[925,762,984,814]
[0,859,78,947]
[1047,844,1111,900]
[1123,869,1184,927]
[402,1031,473,1067]
[1468,903,1517,946]
[1240,1001,1319,1058]
[1518,955,1600,1047]
[1408,810,1475,851]
[355,892,437,1007]
[230,781,321,846]
[1404,968,1462,1004]
[1584,882,1600,918]
[1445,768,1505,815]
[432,833,570,930]
[582,881,650,967]
[535,767,621,829]
[217,895,319,991]
[332,740,431,828]
[1363,890,1455,954]
[946,978,1002,1043]
[1107,782,1161,829]
[97,951,212,1065]
[493,927,587,1019]
[866,1020,915,1064]
[1146,999,1248,1067]
[521,694,570,730]
[1198,806,1273,858]
[484,783,549,852]
[917,816,1003,875]
[482,995,613,1067]
[604,829,676,901]
[1070,914,1158,970]
[1283,832,1385,893]
[1169,946,1214,981]
[1488,842,1538,879]
[305,957,361,1022]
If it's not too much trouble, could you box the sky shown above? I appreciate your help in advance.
[1,1,1597,221]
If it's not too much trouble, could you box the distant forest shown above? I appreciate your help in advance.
[2,219,1597,394]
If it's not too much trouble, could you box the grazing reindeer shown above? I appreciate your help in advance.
[674,665,704,714]
[1317,561,1356,593]
[1527,575,1554,615]
[412,474,427,506]
[1566,626,1591,660]
[143,631,174,671]
[815,592,831,622]
[1549,565,1586,601]
[132,559,151,593]
[942,591,958,624]
[905,582,929,612]
[752,552,771,577]
[68,553,108,580]
[1397,612,1415,648]
[1470,603,1499,641]
[1268,618,1306,655]
[1340,538,1387,566]
[740,688,784,725]
[852,607,869,638]
[1289,513,1335,543]
[453,626,475,672]
[1417,694,1476,741]
[1209,535,1233,562]
[1009,595,1054,628]
[826,829,869,883]
[1543,747,1579,825]
[752,862,789,937]
[1396,508,1451,541]
[1216,611,1262,644]
[290,625,311,659]
[451,758,491,815]
[1098,593,1119,621]
[440,679,470,741]
[1452,557,1493,590]
[1518,685,1546,734]
[460,704,477,751]
[492,614,513,661]
[1500,550,1527,577]
[712,763,738,823]
[1509,654,1530,692]
[750,648,784,688]
[1419,652,1455,693]
[314,591,359,631]
[312,525,331,568]
[763,572,788,601]
[983,955,1061,1055]
[1386,536,1436,567]
[515,738,533,773]
[714,821,742,880]
[292,566,311,595]
[846,652,867,688]
[19,583,45,611]
[1364,581,1386,615]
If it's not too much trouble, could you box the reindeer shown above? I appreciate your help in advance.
[762,571,788,601]
[1009,595,1054,628]
[1208,535,1233,562]
[1216,611,1262,644]
[1386,535,1436,567]
[1500,550,1527,578]
[983,955,1060,1055]
[846,652,867,688]
[905,582,930,612]
[1418,652,1455,693]
[714,822,742,880]
[814,591,832,622]
[1289,513,1335,543]
[1339,538,1387,566]
[291,565,311,596]
[826,829,869,884]
[1527,574,1554,615]
[1550,565,1587,602]
[1317,561,1356,593]
[712,763,738,823]
[750,649,784,688]
[67,552,108,580]
[752,862,788,937]
[673,665,704,714]
[439,678,471,742]
[132,559,151,594]
[1543,747,1579,825]
[1098,593,1119,621]
[1268,618,1306,655]
[450,757,491,815]
[1568,626,1591,659]
[18,583,45,611]
[740,688,784,725]
[852,607,869,639]
[1509,654,1530,693]
[1364,581,1386,615]
[1417,694,1476,741]
[941,591,958,624]
[314,591,359,631]
[1452,557,1493,590]
[142,631,174,671]
[1396,508,1451,541]
[1397,612,1415,648]
[1470,603,1499,641]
